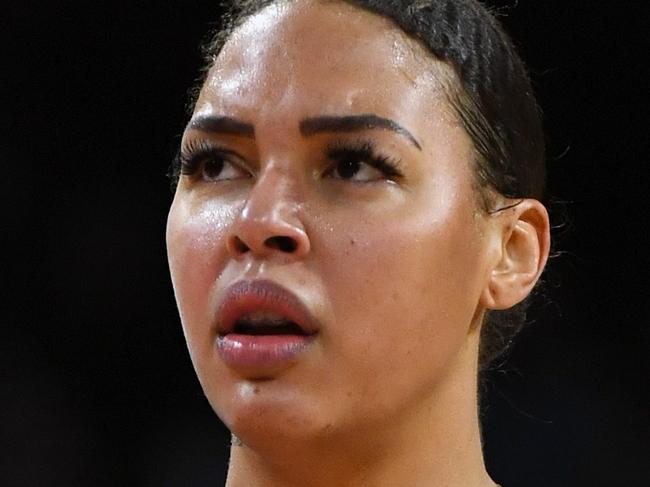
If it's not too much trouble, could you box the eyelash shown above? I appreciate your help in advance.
[324,140,403,180]
[175,138,404,181]
[177,139,237,177]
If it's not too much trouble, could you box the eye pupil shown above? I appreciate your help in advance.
[337,159,360,179]
[203,158,224,179]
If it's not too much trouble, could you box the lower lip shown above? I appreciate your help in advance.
[216,333,315,369]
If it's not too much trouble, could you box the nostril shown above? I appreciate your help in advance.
[265,236,298,253]
[232,236,250,254]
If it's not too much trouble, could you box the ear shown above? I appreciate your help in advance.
[480,199,551,310]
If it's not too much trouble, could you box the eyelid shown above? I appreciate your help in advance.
[179,139,248,176]
[179,138,240,163]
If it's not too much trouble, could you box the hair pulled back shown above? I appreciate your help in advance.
[188,0,547,369]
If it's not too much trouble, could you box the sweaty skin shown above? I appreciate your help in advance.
[167,1,548,486]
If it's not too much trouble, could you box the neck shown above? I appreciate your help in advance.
[225,334,496,487]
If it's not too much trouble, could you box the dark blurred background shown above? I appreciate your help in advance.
[2,1,648,486]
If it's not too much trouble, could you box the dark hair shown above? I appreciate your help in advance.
[183,0,546,369]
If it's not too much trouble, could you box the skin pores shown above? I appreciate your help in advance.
[166,0,502,477]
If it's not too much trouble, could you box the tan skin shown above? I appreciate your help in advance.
[166,1,550,486]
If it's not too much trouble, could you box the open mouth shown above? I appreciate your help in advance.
[215,279,319,338]
[232,315,308,336]
[215,280,318,369]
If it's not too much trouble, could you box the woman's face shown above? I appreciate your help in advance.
[167,0,495,446]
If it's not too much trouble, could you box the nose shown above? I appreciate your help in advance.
[226,171,310,260]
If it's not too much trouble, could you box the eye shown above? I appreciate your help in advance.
[330,158,385,182]
[179,140,250,183]
[325,141,403,183]
[200,155,248,182]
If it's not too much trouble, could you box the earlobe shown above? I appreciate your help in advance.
[480,199,550,311]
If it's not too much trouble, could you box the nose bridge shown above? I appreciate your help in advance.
[228,160,310,258]
[242,162,297,224]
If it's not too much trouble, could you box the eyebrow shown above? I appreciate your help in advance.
[187,113,422,150]
[300,114,422,150]
[188,115,255,137]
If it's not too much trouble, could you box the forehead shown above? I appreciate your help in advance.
[195,0,453,125]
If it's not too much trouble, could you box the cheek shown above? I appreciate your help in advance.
[166,196,240,349]
[312,186,485,403]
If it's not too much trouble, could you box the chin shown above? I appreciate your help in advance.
[211,378,339,449]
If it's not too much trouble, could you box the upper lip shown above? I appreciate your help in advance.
[215,279,319,335]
